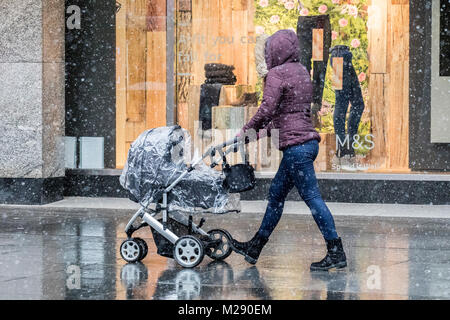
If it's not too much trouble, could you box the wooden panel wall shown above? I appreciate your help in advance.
[146,0,167,129]
[368,0,388,74]
[116,1,259,170]
[385,2,409,170]
[178,0,258,167]
[126,0,147,123]
[231,0,249,85]
[246,0,257,89]
[368,0,409,171]
[176,0,193,130]
[116,0,128,168]
[116,0,167,168]
[188,0,256,86]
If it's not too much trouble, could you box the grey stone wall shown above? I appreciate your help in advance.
[0,0,65,178]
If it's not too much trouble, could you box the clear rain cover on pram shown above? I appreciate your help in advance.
[120,126,239,213]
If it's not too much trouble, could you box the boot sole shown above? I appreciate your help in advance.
[230,238,264,265]
[244,255,257,265]
[230,243,247,257]
[310,261,347,272]
[230,245,258,265]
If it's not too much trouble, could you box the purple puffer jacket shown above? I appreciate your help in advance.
[242,29,321,149]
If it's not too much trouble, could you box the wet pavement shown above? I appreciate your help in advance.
[1,206,450,300]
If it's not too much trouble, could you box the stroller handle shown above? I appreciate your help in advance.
[220,136,243,149]
[205,136,247,168]
[209,136,244,157]
[189,136,244,169]
[165,136,245,195]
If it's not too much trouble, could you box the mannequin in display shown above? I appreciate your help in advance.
[330,45,365,170]
[296,14,332,127]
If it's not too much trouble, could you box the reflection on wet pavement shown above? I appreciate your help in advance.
[1,209,450,299]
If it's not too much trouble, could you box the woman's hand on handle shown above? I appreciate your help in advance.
[235,130,250,144]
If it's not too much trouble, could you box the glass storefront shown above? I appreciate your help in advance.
[110,0,410,173]
[64,0,449,174]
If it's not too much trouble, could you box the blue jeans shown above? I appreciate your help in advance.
[257,140,339,241]
[330,45,365,157]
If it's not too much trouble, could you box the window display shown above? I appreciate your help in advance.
[114,0,412,174]
[330,45,366,168]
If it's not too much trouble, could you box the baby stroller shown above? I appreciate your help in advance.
[119,126,256,268]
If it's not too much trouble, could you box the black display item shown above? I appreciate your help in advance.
[199,83,223,130]
[204,63,235,72]
[296,14,332,107]
[330,45,365,158]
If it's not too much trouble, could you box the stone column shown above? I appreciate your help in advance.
[0,0,65,204]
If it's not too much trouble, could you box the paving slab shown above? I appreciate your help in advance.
[1,202,450,299]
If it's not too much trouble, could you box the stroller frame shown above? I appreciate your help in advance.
[121,137,245,268]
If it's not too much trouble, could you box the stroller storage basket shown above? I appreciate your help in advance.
[223,163,255,193]
[150,217,189,258]
[221,137,256,193]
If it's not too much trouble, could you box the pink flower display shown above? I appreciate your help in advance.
[351,38,361,48]
[270,15,280,24]
[332,0,340,4]
[318,5,328,14]
[332,31,339,40]
[348,5,358,17]
[299,8,309,16]
[284,1,295,10]
[259,0,269,8]
[339,18,348,27]
[318,105,332,116]
[255,25,265,35]
[358,72,366,82]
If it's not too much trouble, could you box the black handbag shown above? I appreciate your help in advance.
[222,142,256,193]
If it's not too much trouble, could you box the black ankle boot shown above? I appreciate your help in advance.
[230,237,251,256]
[230,233,269,265]
[310,238,347,271]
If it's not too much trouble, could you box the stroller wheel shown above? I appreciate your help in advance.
[206,229,233,261]
[174,235,204,268]
[120,238,143,263]
[134,238,148,260]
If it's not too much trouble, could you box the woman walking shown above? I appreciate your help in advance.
[232,29,346,271]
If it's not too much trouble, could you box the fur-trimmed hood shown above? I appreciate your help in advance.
[254,34,270,79]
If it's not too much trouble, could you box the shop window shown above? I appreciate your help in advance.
[113,0,411,173]
[172,0,409,172]
[115,0,169,168]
